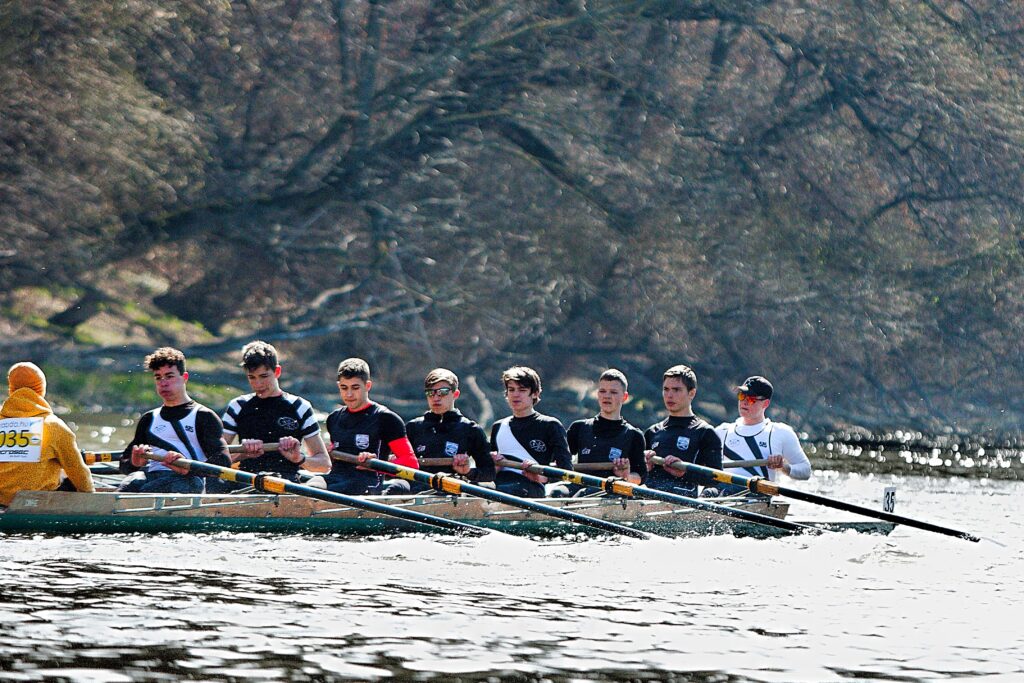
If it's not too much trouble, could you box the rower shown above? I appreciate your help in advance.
[0,362,95,507]
[118,347,231,493]
[379,368,493,495]
[556,369,646,497]
[489,366,572,498]
[315,358,418,495]
[714,376,811,496]
[210,341,330,493]
[643,364,723,498]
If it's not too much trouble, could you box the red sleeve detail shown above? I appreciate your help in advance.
[388,437,419,469]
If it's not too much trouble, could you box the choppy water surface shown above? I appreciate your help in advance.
[2,473,1021,682]
[4,417,1024,680]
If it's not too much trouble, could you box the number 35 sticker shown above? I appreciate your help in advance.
[883,486,897,513]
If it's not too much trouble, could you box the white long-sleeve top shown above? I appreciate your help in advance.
[714,418,812,481]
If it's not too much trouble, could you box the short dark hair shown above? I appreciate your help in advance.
[598,368,628,392]
[337,358,371,382]
[424,368,459,391]
[502,366,541,404]
[145,347,186,375]
[663,364,696,391]
[241,340,278,371]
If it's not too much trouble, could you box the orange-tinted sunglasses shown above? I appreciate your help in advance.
[737,392,766,404]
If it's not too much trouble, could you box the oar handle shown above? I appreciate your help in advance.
[724,459,769,469]
[227,442,281,453]
[83,441,287,464]
[82,450,122,465]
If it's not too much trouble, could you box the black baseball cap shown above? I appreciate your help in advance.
[736,376,773,399]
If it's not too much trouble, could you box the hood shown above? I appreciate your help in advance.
[0,387,53,418]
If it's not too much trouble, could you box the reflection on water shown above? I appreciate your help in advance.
[3,416,1022,680]
[2,476,1023,682]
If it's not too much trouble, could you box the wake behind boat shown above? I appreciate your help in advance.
[0,490,895,538]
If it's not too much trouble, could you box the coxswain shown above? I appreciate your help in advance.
[0,362,94,507]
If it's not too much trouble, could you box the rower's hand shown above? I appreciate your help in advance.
[241,438,265,458]
[278,436,301,463]
[611,457,631,477]
[130,445,151,468]
[356,451,376,469]
[766,454,785,470]
[643,449,656,471]
[163,451,190,475]
[663,455,686,478]
[491,451,505,471]
[522,461,547,484]
[452,453,471,475]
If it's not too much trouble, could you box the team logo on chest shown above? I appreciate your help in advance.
[676,436,690,450]
[277,417,299,431]
[445,441,459,457]
[528,439,547,452]
[608,447,622,461]
[355,433,370,450]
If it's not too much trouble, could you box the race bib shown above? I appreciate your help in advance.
[0,417,44,463]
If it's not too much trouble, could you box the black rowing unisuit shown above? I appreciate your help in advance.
[644,415,722,496]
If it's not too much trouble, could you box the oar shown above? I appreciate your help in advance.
[572,459,771,473]
[651,456,981,542]
[82,450,123,465]
[82,442,293,465]
[138,451,492,537]
[330,450,650,539]
[496,457,814,534]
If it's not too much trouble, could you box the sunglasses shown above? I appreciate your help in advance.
[737,392,766,404]
[425,387,455,398]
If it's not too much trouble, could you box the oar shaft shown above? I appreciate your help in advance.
[653,457,981,542]
[139,453,490,536]
[330,451,649,539]
[497,459,811,533]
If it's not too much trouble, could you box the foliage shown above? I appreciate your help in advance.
[3,0,1024,433]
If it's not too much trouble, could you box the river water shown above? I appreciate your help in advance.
[1,422,1022,681]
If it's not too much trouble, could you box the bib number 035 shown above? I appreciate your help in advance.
[0,429,33,448]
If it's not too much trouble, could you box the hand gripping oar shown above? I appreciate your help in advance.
[138,451,492,536]
[496,457,815,535]
[651,456,982,542]
[330,451,650,539]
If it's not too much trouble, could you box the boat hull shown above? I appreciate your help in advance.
[0,491,894,538]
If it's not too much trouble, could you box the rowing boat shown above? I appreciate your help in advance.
[0,490,895,537]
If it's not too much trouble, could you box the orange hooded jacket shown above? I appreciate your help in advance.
[0,387,95,506]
